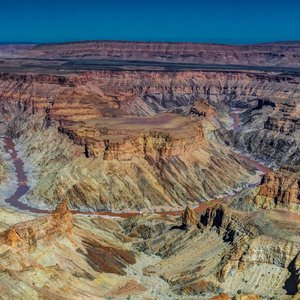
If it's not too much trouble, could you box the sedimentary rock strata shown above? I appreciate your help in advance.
[230,166,300,213]
[1,41,300,299]
[256,168,300,208]
[229,96,300,166]
[16,119,255,210]
[2,68,300,210]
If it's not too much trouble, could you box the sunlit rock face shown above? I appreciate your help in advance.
[0,199,74,248]
[256,168,300,208]
[230,167,300,213]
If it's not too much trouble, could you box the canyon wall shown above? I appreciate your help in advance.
[1,69,299,210]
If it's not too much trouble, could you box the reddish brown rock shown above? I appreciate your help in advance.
[182,206,199,228]
[3,226,23,246]
[208,293,232,300]
[0,199,74,248]
[255,167,300,209]
[182,279,216,294]
[51,199,74,234]
[235,295,261,300]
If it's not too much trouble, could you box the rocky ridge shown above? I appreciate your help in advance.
[0,155,5,183]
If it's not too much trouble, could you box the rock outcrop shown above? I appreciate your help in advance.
[230,167,300,212]
[254,167,300,210]
[0,199,73,248]
[0,156,5,183]
[181,205,199,228]
[230,96,300,167]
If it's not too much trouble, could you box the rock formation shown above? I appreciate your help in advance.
[0,199,73,248]
[129,202,300,299]
[181,205,199,228]
[230,167,300,212]
[0,156,5,183]
[255,168,300,209]
[229,96,300,167]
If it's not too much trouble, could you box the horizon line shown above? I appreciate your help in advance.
[1,38,300,47]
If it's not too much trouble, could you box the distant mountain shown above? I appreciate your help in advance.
[1,40,300,67]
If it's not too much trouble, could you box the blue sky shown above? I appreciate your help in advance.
[1,0,300,44]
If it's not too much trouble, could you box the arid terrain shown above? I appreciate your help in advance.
[0,41,300,299]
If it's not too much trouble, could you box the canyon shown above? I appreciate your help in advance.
[0,41,300,299]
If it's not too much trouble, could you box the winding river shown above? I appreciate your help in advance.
[1,110,271,217]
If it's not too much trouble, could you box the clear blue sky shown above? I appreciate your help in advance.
[1,0,300,44]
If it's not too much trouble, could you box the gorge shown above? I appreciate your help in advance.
[0,41,300,299]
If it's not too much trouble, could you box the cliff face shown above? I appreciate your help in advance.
[181,205,199,228]
[253,168,300,210]
[221,93,300,167]
[16,120,253,211]
[58,114,204,160]
[0,156,5,183]
[1,70,298,129]
[1,70,298,122]
[228,164,300,215]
